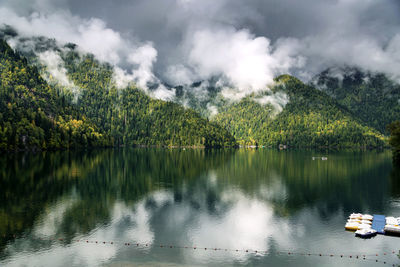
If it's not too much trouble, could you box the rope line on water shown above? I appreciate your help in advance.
[2,234,398,265]
[27,237,399,266]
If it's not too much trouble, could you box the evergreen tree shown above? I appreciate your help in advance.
[388,121,400,164]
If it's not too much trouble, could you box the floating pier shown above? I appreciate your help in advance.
[345,213,400,238]
[371,215,386,234]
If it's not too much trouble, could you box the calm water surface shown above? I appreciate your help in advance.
[0,149,399,266]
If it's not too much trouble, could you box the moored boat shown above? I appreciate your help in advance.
[357,223,372,230]
[361,214,373,221]
[361,220,372,225]
[355,229,377,238]
[345,222,359,231]
[384,225,400,236]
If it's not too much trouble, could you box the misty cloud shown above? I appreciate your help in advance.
[37,50,81,100]
[57,0,400,81]
[0,4,174,100]
[185,28,303,93]
[254,92,289,114]
[1,0,399,105]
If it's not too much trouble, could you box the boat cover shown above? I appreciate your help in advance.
[372,214,386,234]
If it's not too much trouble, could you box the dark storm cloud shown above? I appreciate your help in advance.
[62,0,400,41]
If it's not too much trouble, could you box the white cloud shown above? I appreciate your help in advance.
[112,67,135,89]
[299,32,400,82]
[2,0,400,107]
[169,27,303,108]
[37,50,81,100]
[0,9,124,65]
[188,189,292,259]
[255,92,289,114]
[165,64,196,86]
[0,6,175,100]
[127,43,159,91]
[188,28,298,94]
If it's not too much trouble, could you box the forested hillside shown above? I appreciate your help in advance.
[1,31,397,150]
[0,39,236,150]
[0,40,110,150]
[388,121,400,164]
[59,47,235,147]
[312,67,400,134]
[214,75,386,148]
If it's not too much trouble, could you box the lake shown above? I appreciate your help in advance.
[0,149,399,266]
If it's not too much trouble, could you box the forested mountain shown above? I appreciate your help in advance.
[312,67,400,134]
[58,47,235,147]
[388,121,400,164]
[1,28,398,150]
[0,39,236,150]
[0,40,110,150]
[214,75,386,147]
[170,80,224,118]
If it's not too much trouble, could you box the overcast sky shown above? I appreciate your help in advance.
[1,0,400,97]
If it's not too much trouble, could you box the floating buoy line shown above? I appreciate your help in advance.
[2,235,395,266]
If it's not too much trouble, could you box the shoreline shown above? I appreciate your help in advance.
[1,144,391,153]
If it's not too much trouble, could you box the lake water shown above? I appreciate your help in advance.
[0,149,399,266]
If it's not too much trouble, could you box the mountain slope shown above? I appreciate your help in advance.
[1,30,394,150]
[312,67,400,134]
[59,47,235,147]
[0,40,109,150]
[0,39,236,149]
[214,75,386,147]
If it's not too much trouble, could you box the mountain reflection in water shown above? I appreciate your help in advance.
[0,149,399,266]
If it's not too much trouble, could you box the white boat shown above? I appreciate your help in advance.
[349,213,362,219]
[384,225,400,235]
[361,214,373,221]
[360,220,372,225]
[345,222,360,231]
[355,229,377,238]
[357,223,372,230]
[386,217,398,225]
[347,219,361,223]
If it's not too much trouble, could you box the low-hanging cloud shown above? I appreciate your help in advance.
[0,4,175,100]
[37,50,81,101]
[1,0,400,106]
[186,28,303,95]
